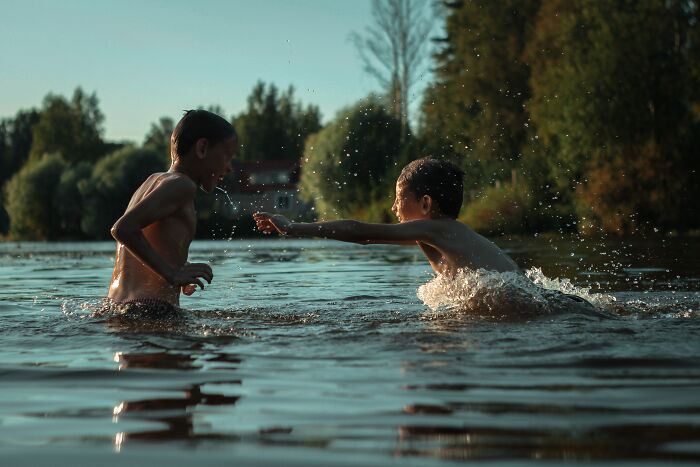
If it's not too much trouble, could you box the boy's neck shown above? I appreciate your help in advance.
[425,212,453,221]
[169,159,199,185]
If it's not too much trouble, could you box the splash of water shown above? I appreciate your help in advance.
[215,186,235,210]
[525,267,616,307]
[214,186,239,240]
[417,267,616,318]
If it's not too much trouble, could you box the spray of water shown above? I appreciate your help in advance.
[417,267,616,319]
[215,186,235,210]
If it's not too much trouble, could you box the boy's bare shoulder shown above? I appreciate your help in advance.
[404,218,465,232]
[395,218,462,242]
[149,172,198,197]
[129,172,197,210]
[415,218,479,243]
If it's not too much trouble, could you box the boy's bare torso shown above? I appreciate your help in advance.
[107,172,196,305]
[413,219,519,275]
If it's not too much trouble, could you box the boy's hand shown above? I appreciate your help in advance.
[172,262,213,291]
[254,212,291,235]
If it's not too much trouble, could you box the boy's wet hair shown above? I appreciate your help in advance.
[397,157,465,218]
[171,110,237,159]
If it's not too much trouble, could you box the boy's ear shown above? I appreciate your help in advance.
[421,195,432,214]
[195,138,209,159]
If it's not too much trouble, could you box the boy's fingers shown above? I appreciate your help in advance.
[199,268,213,283]
[191,262,212,275]
[193,278,205,290]
[196,272,212,284]
[186,264,213,283]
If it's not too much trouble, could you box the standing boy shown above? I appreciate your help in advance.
[107,110,237,313]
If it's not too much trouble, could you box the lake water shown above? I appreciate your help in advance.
[1,236,699,466]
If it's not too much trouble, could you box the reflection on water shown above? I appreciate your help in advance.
[113,382,242,449]
[111,350,243,451]
[395,423,700,462]
[113,351,199,371]
[0,237,699,464]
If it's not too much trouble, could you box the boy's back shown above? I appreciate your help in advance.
[412,219,519,275]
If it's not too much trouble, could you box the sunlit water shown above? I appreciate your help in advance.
[1,236,699,465]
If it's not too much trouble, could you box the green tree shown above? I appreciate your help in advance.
[421,0,540,189]
[56,162,92,238]
[143,116,175,166]
[0,108,40,187]
[233,82,321,162]
[30,87,105,163]
[526,0,700,233]
[299,97,402,220]
[80,146,165,238]
[0,192,9,235]
[4,155,66,240]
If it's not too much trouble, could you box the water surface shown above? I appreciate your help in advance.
[1,236,699,465]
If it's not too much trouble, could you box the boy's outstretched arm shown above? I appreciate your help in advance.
[111,177,213,289]
[253,212,434,245]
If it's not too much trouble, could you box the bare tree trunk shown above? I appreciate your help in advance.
[351,0,434,138]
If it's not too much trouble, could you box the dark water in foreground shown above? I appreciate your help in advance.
[0,236,699,466]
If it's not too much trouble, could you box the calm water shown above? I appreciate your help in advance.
[1,236,699,466]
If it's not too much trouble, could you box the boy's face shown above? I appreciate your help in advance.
[199,136,237,192]
[392,182,428,222]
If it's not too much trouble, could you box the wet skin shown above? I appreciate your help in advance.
[108,137,236,305]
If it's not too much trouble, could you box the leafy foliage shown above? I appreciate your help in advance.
[4,154,66,240]
[56,162,92,238]
[143,116,175,166]
[299,97,403,220]
[30,87,105,163]
[233,82,321,162]
[461,183,533,235]
[421,0,539,189]
[80,146,165,239]
[526,0,700,233]
[0,109,40,187]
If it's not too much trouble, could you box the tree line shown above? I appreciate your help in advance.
[0,84,321,240]
[421,0,700,235]
[1,0,699,240]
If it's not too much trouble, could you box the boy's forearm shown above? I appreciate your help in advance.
[111,223,176,284]
[288,220,363,243]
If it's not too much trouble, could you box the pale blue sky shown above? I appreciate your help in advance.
[1,0,434,142]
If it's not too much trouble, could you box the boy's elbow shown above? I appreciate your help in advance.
[110,220,132,243]
[110,223,124,242]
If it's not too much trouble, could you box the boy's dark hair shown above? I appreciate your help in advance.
[171,110,237,159]
[397,157,465,218]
